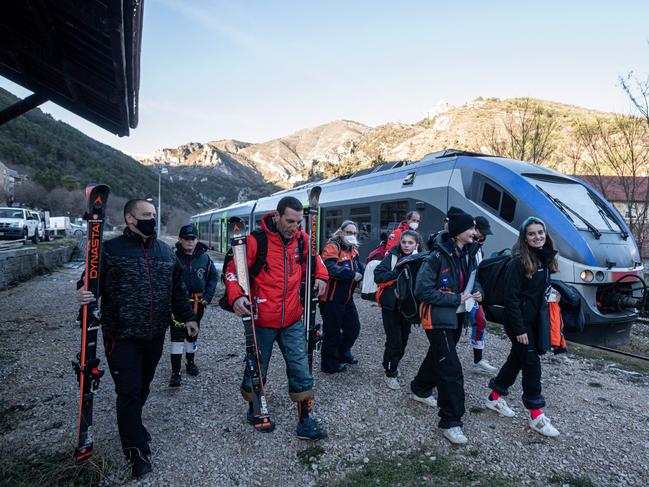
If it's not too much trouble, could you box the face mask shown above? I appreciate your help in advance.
[409,222,419,230]
[135,217,156,237]
[344,235,359,246]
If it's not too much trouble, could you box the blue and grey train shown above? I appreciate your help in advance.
[192,150,645,346]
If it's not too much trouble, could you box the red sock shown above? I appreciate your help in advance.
[489,390,501,401]
[530,408,543,420]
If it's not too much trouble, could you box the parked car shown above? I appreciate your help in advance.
[70,223,86,236]
[0,207,40,243]
[50,216,72,238]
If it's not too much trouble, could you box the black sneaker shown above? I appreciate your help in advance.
[131,452,152,478]
[296,416,327,440]
[186,362,199,376]
[321,364,347,374]
[169,373,182,387]
[340,354,358,365]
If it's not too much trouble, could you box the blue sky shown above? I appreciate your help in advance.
[1,0,648,154]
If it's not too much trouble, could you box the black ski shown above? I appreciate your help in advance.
[73,184,109,461]
[228,217,274,432]
[303,185,322,372]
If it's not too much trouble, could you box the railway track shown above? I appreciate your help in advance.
[585,344,649,363]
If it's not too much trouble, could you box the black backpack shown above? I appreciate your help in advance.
[394,252,429,324]
[218,229,304,312]
[476,249,512,307]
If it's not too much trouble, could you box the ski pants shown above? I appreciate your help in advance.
[410,320,465,429]
[319,300,361,372]
[104,336,164,455]
[170,303,204,354]
[381,308,411,377]
[489,322,545,410]
[240,320,314,402]
[469,304,487,350]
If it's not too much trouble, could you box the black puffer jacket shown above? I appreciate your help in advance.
[503,246,557,336]
[374,246,407,311]
[78,228,195,340]
[414,231,482,330]
[175,241,218,303]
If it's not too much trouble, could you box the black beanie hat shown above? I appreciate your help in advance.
[447,207,475,237]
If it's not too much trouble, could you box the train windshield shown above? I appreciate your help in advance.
[529,176,627,235]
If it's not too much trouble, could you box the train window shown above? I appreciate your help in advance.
[324,209,342,238]
[482,183,501,211]
[381,201,408,233]
[350,206,372,242]
[500,192,516,222]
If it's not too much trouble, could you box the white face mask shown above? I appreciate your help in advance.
[344,235,359,246]
[409,222,419,230]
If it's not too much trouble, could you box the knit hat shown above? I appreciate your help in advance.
[474,216,493,236]
[447,207,475,237]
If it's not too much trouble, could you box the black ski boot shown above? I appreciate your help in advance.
[131,453,152,478]
[246,402,275,432]
[169,373,182,387]
[186,362,199,376]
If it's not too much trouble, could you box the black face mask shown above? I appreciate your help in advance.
[134,217,156,237]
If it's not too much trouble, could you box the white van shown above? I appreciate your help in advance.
[0,207,40,242]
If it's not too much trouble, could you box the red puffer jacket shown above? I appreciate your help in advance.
[225,213,329,328]
[385,221,411,252]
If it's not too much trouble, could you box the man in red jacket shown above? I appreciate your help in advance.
[226,196,329,440]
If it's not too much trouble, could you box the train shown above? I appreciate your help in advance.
[191,149,646,346]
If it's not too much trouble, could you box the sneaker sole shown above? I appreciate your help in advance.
[484,402,515,417]
[297,433,327,440]
[411,394,437,407]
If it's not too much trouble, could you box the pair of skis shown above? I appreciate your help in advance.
[73,184,110,461]
[227,185,322,429]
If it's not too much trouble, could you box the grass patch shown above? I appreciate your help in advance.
[324,450,514,487]
[550,473,595,487]
[0,451,113,487]
[587,381,602,388]
[297,446,325,466]
[469,406,485,414]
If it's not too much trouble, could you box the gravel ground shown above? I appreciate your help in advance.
[1,266,649,486]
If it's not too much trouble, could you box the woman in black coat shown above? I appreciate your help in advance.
[373,230,419,390]
[485,216,561,437]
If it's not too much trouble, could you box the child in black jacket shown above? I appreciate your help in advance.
[485,216,560,437]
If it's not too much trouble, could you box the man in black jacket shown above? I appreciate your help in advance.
[411,207,482,445]
[169,224,218,386]
[77,199,198,477]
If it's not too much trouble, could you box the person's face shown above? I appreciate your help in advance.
[474,228,486,244]
[525,223,546,248]
[456,225,476,245]
[408,213,421,225]
[400,236,417,255]
[125,202,156,230]
[275,207,303,239]
[180,236,197,253]
[443,218,449,231]
[342,224,358,238]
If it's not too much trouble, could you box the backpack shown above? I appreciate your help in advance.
[218,229,304,312]
[365,240,387,264]
[393,252,429,324]
[476,249,512,307]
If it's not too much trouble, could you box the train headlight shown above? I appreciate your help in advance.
[595,271,605,282]
[580,270,594,282]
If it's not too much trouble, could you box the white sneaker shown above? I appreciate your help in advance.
[485,396,516,417]
[411,393,437,408]
[384,375,400,390]
[529,414,560,437]
[442,426,468,445]
[472,359,498,375]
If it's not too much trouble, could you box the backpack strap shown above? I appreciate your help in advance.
[248,229,268,278]
[390,254,398,270]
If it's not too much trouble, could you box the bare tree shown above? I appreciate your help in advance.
[620,70,649,128]
[480,98,558,165]
[577,115,649,253]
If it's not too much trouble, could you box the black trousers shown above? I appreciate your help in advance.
[105,336,165,454]
[489,323,545,410]
[410,320,464,429]
[381,308,411,377]
[319,300,361,371]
